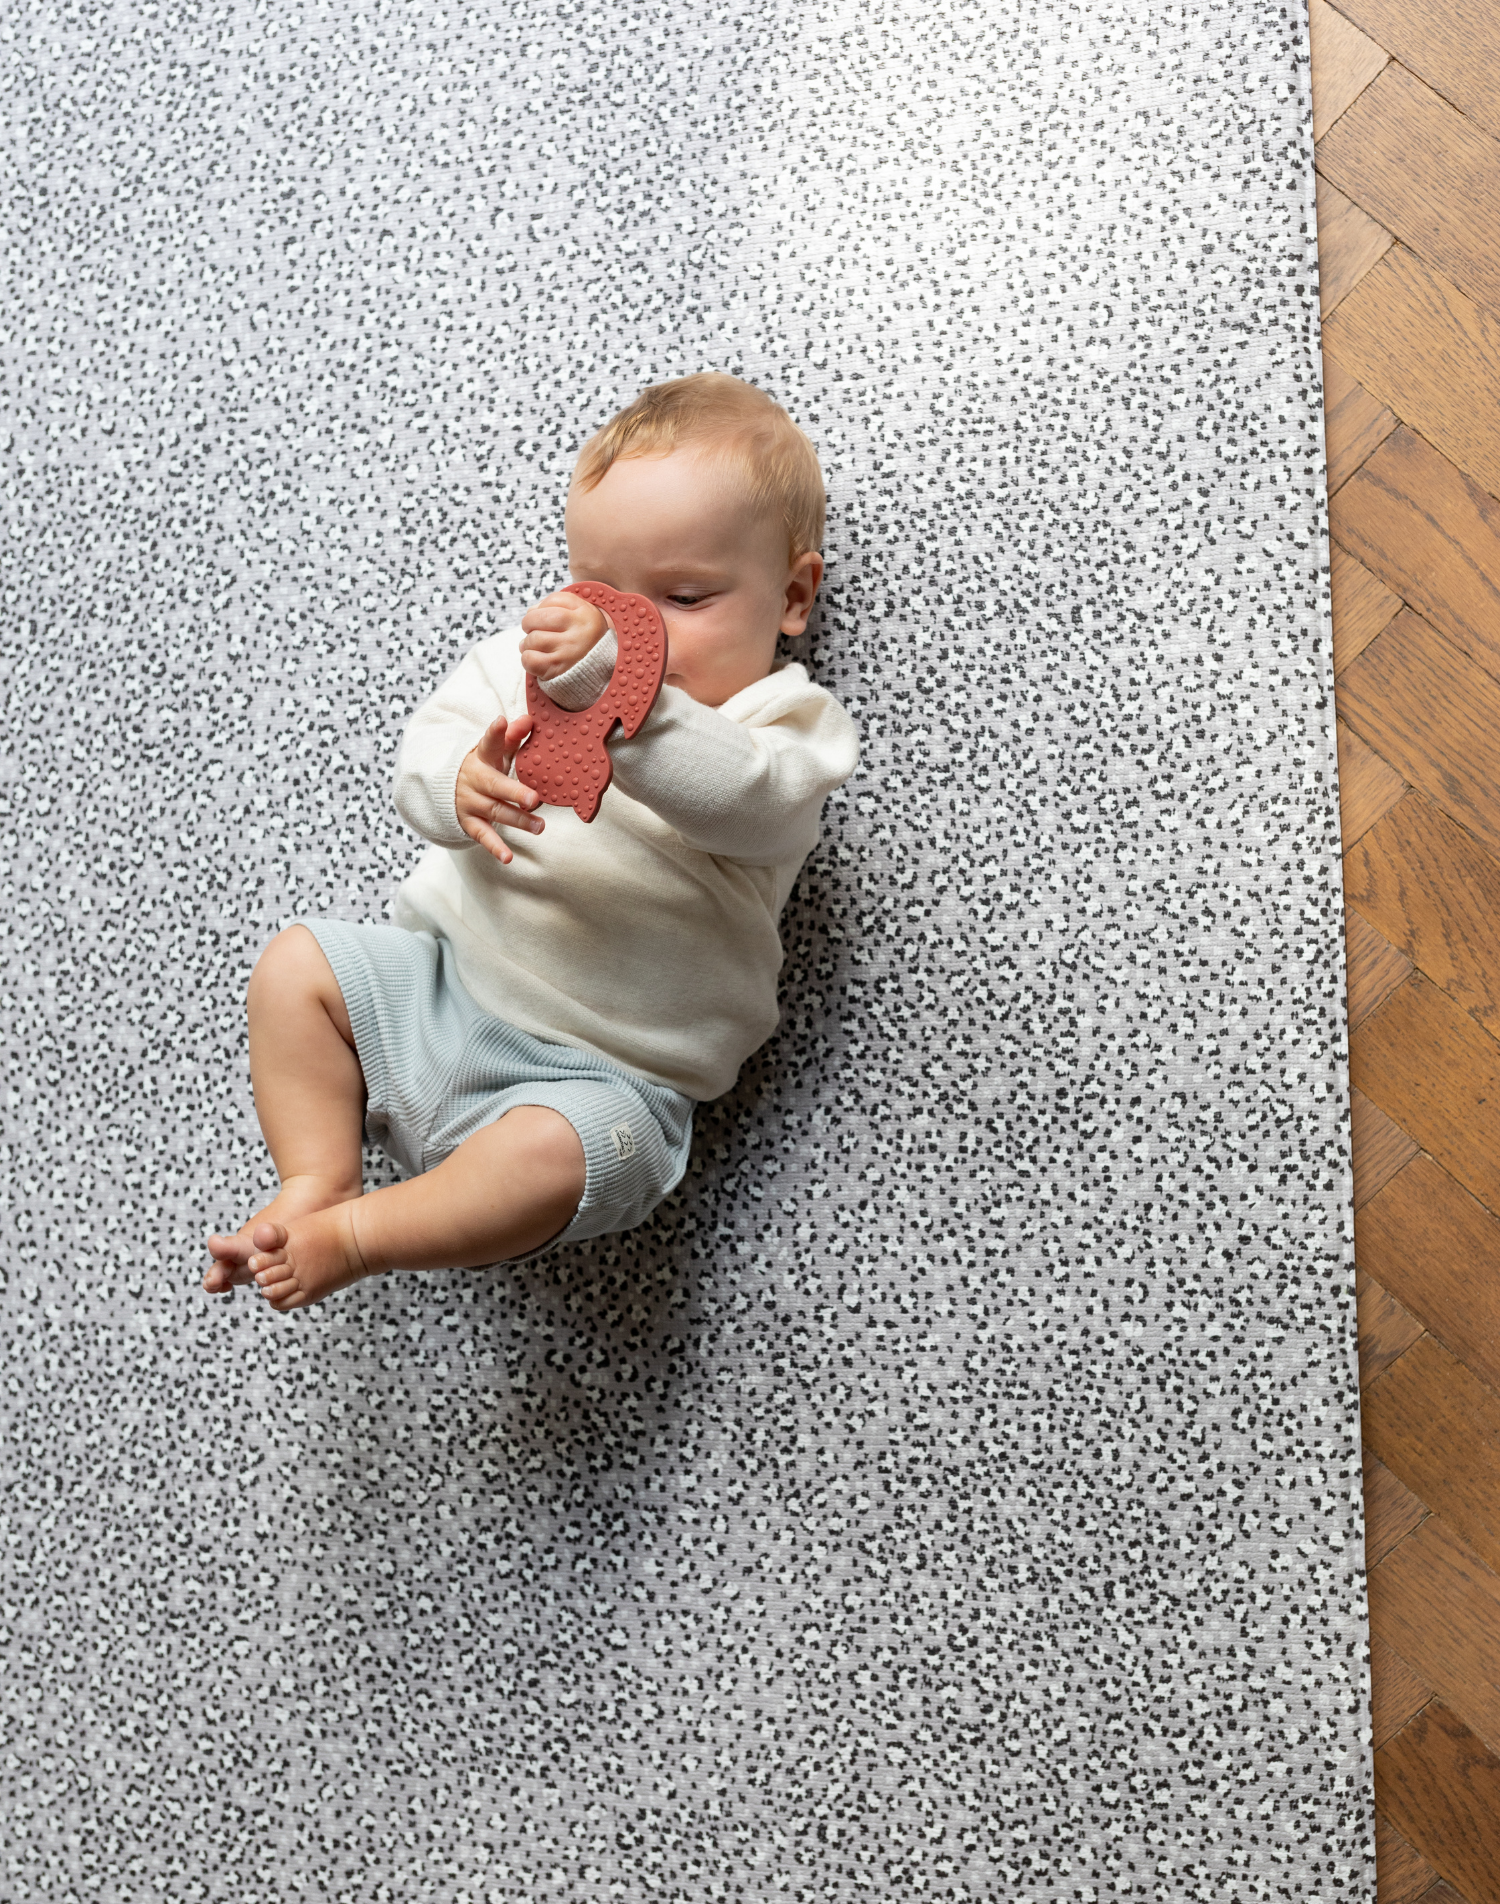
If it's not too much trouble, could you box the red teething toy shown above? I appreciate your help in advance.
[515,579,668,824]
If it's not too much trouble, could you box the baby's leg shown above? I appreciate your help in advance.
[244,1106,585,1311]
[203,925,366,1293]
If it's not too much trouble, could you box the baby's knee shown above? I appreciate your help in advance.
[248,924,334,1012]
[499,1105,587,1197]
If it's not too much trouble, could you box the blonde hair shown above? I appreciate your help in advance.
[573,372,825,561]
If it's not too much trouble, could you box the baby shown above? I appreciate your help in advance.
[203,373,859,1310]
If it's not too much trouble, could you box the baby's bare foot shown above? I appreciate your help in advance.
[203,1174,359,1295]
[248,1204,376,1312]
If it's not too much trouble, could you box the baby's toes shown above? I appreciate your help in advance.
[256,1263,305,1309]
[263,1280,312,1313]
[204,1236,258,1293]
[250,1219,289,1255]
[248,1233,290,1289]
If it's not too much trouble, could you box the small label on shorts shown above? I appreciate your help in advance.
[609,1123,637,1161]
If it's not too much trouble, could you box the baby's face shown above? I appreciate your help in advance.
[564,446,821,706]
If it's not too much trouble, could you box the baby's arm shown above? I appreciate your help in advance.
[516,609,856,861]
[607,682,858,864]
[413,609,856,866]
[514,592,857,860]
[394,643,545,865]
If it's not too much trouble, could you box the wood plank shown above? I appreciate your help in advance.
[1372,1630,1435,1752]
[1329,0,1500,145]
[1346,904,1414,1030]
[1339,715,1407,847]
[1332,541,1402,675]
[1309,0,1389,140]
[1371,1515,1500,1756]
[1353,1086,1421,1207]
[1359,1276,1428,1395]
[1317,174,1396,317]
[1422,1885,1468,1904]
[1356,961,1500,1181]
[1337,611,1500,856]
[1364,1446,1429,1565]
[1351,974,1500,1212]
[1347,792,1500,1025]
[1362,1336,1500,1576]
[1377,1701,1500,1902]
[1331,431,1500,678]
[1377,1813,1442,1904]
[1324,248,1500,504]
[1324,354,1400,497]
[1356,1152,1500,1393]
[1317,65,1500,322]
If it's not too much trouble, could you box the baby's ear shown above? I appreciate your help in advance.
[779,600,820,670]
[780,549,824,636]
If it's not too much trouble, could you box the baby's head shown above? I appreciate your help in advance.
[566,373,825,706]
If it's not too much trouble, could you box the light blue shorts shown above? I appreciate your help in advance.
[299,921,694,1259]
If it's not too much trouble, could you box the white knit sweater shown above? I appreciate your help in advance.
[390,626,859,1101]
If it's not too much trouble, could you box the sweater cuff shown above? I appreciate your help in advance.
[538,629,618,710]
[430,747,473,848]
[393,731,475,850]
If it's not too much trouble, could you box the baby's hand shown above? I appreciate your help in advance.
[520,589,610,682]
[455,713,544,865]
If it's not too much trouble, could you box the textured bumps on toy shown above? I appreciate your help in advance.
[517,579,669,822]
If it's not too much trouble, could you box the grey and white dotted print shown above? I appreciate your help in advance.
[1,1,1370,1898]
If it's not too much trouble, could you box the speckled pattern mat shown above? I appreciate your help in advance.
[1,2,1370,1898]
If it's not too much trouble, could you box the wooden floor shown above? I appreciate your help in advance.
[1309,0,1500,1895]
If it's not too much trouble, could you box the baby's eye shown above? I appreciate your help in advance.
[666,593,703,607]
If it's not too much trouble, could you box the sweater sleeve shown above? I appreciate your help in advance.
[537,628,618,710]
[392,637,517,849]
[606,671,860,866]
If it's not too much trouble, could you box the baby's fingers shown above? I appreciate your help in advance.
[475,713,517,768]
[463,761,542,820]
[484,798,544,836]
[467,812,541,865]
[458,785,545,856]
[519,601,572,634]
[521,591,594,632]
[476,711,538,772]
[462,812,515,864]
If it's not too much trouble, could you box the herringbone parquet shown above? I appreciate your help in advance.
[1312,0,1500,1892]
